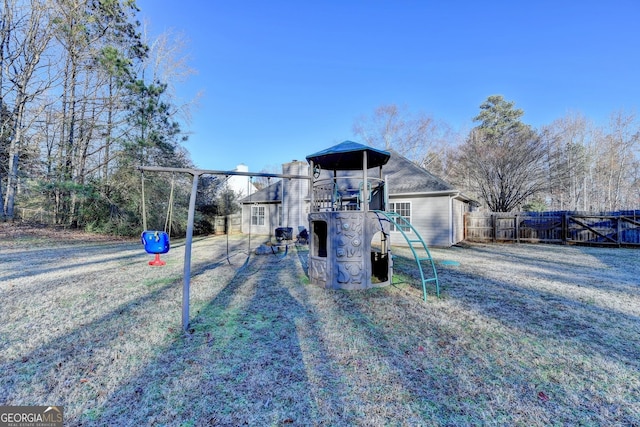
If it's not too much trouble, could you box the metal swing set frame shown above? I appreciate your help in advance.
[139,165,312,332]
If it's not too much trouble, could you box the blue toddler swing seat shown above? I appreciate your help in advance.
[142,230,170,266]
[140,172,174,266]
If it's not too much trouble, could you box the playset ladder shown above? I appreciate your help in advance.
[374,210,440,301]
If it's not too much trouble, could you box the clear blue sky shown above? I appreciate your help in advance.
[136,0,640,172]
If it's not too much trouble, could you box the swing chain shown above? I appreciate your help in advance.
[141,171,175,236]
[141,171,148,232]
[164,173,176,236]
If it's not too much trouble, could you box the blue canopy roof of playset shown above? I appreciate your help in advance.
[306,141,391,170]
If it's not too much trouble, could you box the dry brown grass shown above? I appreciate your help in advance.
[1,223,639,426]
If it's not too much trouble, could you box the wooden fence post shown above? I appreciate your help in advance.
[492,213,496,243]
[562,213,568,244]
[464,212,468,241]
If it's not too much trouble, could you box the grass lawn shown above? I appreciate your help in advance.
[1,224,639,426]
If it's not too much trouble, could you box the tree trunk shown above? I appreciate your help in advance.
[4,153,18,219]
[2,1,51,220]
[0,174,4,220]
[4,99,25,220]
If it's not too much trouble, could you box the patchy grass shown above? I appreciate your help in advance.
[1,224,639,426]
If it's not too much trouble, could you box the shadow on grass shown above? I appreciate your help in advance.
[3,239,638,426]
[0,242,145,282]
[90,250,327,425]
[0,235,278,426]
[0,279,179,415]
[398,245,640,368]
[466,243,640,297]
[379,248,640,424]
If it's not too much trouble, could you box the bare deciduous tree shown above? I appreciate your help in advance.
[592,111,640,211]
[454,95,547,212]
[140,23,201,129]
[1,0,53,219]
[541,112,593,211]
[352,103,454,174]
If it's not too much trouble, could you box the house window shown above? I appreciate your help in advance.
[251,206,265,226]
[389,201,411,232]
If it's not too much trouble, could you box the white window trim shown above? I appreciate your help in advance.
[389,201,412,233]
[251,205,265,226]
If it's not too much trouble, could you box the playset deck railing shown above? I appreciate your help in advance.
[311,177,385,212]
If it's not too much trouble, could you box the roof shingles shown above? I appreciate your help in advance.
[242,150,458,203]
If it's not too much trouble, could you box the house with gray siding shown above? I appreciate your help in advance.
[240,147,475,247]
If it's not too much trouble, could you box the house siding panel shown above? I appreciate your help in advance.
[389,195,451,247]
[242,202,278,236]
